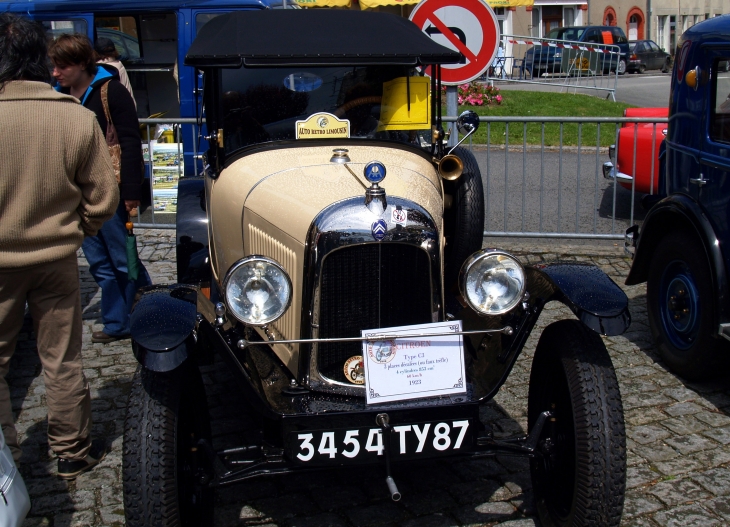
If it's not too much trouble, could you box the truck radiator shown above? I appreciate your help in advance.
[317,243,432,384]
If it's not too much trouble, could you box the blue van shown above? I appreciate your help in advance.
[625,14,730,379]
[3,0,297,175]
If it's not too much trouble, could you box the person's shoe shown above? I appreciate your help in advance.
[57,439,107,480]
[91,331,129,343]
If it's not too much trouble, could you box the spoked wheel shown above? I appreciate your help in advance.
[123,364,214,527]
[528,320,626,527]
[647,231,726,379]
[443,146,484,287]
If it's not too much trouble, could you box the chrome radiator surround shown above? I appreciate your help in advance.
[300,196,441,397]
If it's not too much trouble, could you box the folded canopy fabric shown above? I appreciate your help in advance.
[186,9,463,67]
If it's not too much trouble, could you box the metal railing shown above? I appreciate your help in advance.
[445,115,669,241]
[486,34,621,101]
[135,116,669,242]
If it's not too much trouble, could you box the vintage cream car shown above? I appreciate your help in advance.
[123,9,631,527]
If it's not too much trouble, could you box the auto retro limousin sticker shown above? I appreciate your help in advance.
[295,112,350,139]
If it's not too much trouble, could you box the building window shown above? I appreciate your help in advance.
[603,7,617,26]
[626,7,645,40]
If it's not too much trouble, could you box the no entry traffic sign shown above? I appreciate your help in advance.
[410,0,500,85]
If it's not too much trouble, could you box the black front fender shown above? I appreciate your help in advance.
[458,262,629,402]
[130,285,198,372]
[534,262,631,336]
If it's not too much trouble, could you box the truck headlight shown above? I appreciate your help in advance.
[459,250,526,315]
[223,256,292,326]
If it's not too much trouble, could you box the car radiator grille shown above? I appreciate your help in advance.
[317,244,433,384]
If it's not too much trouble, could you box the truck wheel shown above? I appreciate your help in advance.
[123,364,214,527]
[647,231,725,379]
[443,146,484,286]
[528,320,626,527]
[617,59,627,75]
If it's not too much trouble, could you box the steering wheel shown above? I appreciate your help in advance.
[334,96,382,118]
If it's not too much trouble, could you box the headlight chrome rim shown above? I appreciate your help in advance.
[458,249,526,316]
[222,255,292,326]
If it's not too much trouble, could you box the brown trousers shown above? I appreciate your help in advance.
[0,254,91,462]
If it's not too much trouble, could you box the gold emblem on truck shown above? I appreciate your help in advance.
[296,112,350,139]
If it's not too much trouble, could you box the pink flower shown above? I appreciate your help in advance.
[496,95,503,103]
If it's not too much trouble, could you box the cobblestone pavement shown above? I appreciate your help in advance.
[13,230,730,527]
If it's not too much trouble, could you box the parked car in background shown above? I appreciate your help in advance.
[625,14,730,380]
[523,25,630,77]
[121,9,631,527]
[627,40,672,73]
[603,107,668,195]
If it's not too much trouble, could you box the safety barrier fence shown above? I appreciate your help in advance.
[135,116,669,241]
[446,115,669,241]
[486,34,621,101]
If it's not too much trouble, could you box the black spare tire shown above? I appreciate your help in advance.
[443,146,484,287]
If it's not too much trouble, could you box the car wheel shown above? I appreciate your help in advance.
[528,320,626,527]
[661,58,671,73]
[647,231,727,380]
[617,59,627,75]
[443,146,484,287]
[638,64,646,74]
[123,364,214,527]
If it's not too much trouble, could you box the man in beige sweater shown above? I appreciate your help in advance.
[0,14,119,480]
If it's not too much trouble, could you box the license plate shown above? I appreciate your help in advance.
[287,419,473,465]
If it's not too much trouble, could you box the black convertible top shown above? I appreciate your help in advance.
[185,9,463,67]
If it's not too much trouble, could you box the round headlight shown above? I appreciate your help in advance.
[223,256,292,326]
[459,250,526,315]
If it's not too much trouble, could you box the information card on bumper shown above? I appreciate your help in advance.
[362,321,466,404]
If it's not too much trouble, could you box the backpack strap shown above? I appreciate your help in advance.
[101,81,113,127]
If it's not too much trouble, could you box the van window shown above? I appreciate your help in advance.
[610,28,628,44]
[196,13,227,35]
[98,14,180,118]
[42,19,88,38]
[583,29,602,44]
[547,27,585,41]
[710,59,730,144]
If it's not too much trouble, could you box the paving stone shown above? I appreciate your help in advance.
[702,426,730,445]
[694,411,730,428]
[651,503,723,527]
[691,467,730,496]
[653,457,705,477]
[661,415,709,436]
[664,434,717,455]
[632,441,680,463]
[621,491,665,518]
[630,425,671,445]
[707,495,730,521]
[664,402,702,417]
[648,477,712,507]
[626,464,661,489]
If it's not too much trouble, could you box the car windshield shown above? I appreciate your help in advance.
[629,42,638,52]
[220,65,431,153]
[547,27,585,41]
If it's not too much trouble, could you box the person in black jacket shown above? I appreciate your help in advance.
[49,33,151,344]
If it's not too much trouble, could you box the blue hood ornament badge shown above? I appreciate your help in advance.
[364,160,387,216]
[371,219,387,241]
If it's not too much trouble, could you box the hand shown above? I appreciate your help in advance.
[125,200,141,212]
